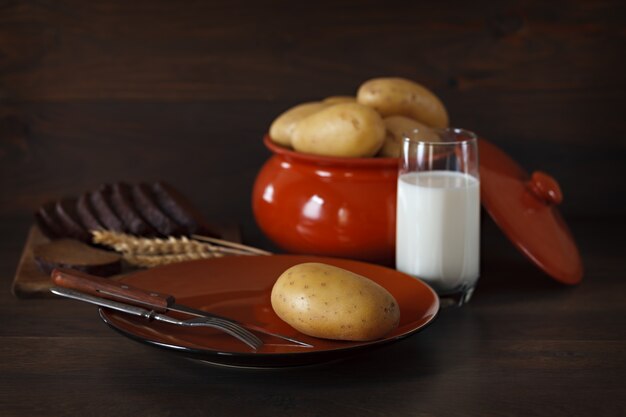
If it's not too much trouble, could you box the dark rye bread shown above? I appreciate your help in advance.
[76,193,105,232]
[89,186,125,232]
[34,181,218,240]
[55,199,91,242]
[110,182,157,236]
[35,202,65,239]
[131,183,184,236]
[34,239,121,277]
[151,181,221,237]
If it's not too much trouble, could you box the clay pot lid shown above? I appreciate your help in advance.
[478,138,583,285]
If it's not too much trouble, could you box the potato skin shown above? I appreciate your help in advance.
[269,102,329,147]
[379,115,439,157]
[291,103,385,158]
[323,96,356,104]
[357,77,449,128]
[271,263,400,341]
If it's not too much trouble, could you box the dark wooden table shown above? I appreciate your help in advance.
[1,1,625,416]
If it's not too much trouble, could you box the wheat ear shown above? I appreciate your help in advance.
[91,230,268,267]
[123,252,226,268]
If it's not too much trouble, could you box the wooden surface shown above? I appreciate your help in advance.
[10,225,50,297]
[11,224,242,298]
[1,0,625,416]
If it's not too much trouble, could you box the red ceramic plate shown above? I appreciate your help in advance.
[99,255,439,368]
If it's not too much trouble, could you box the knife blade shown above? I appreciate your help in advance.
[51,268,312,347]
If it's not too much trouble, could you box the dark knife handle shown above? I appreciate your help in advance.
[51,268,174,312]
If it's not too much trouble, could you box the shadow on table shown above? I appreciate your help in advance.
[475,215,580,306]
[474,255,578,308]
[152,306,481,388]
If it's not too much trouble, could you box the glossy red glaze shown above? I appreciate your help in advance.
[100,255,439,367]
[252,136,399,265]
[478,139,583,285]
[527,171,563,205]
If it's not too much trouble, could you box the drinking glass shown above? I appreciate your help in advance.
[396,128,480,306]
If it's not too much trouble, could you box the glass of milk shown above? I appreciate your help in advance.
[396,128,480,306]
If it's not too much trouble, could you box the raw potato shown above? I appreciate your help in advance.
[323,96,356,104]
[269,102,329,147]
[271,263,400,341]
[357,77,449,128]
[291,103,385,158]
[379,115,439,157]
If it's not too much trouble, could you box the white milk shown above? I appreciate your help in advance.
[396,171,480,294]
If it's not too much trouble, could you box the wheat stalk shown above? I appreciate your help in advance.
[192,234,272,255]
[123,252,226,268]
[91,230,268,267]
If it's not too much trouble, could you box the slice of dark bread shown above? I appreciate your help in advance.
[55,198,91,242]
[110,182,156,236]
[35,202,65,239]
[90,186,125,232]
[34,238,121,277]
[151,181,220,237]
[76,193,105,232]
[131,183,185,236]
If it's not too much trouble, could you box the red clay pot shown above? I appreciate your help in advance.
[252,135,398,265]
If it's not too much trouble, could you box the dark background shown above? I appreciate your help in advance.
[1,0,625,244]
[1,1,625,416]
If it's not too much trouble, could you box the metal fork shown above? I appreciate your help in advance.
[50,287,263,351]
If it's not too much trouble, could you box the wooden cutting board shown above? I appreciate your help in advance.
[11,224,242,298]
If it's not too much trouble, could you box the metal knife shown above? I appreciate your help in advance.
[51,268,312,347]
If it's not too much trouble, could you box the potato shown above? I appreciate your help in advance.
[269,102,329,147]
[323,96,356,104]
[379,115,439,157]
[357,77,449,128]
[291,103,385,158]
[271,263,400,341]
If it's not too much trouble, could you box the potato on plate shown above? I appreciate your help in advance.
[271,262,400,341]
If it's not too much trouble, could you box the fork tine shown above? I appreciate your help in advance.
[188,320,261,350]
[220,324,263,349]
[185,317,263,350]
[210,321,262,348]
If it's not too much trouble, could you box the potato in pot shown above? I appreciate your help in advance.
[291,102,385,158]
[379,115,439,158]
[271,263,400,341]
[269,102,329,147]
[323,96,356,104]
[357,77,449,129]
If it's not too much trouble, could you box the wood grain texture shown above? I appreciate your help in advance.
[0,0,624,100]
[0,0,625,415]
[11,224,242,298]
[50,267,173,309]
[0,218,625,417]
